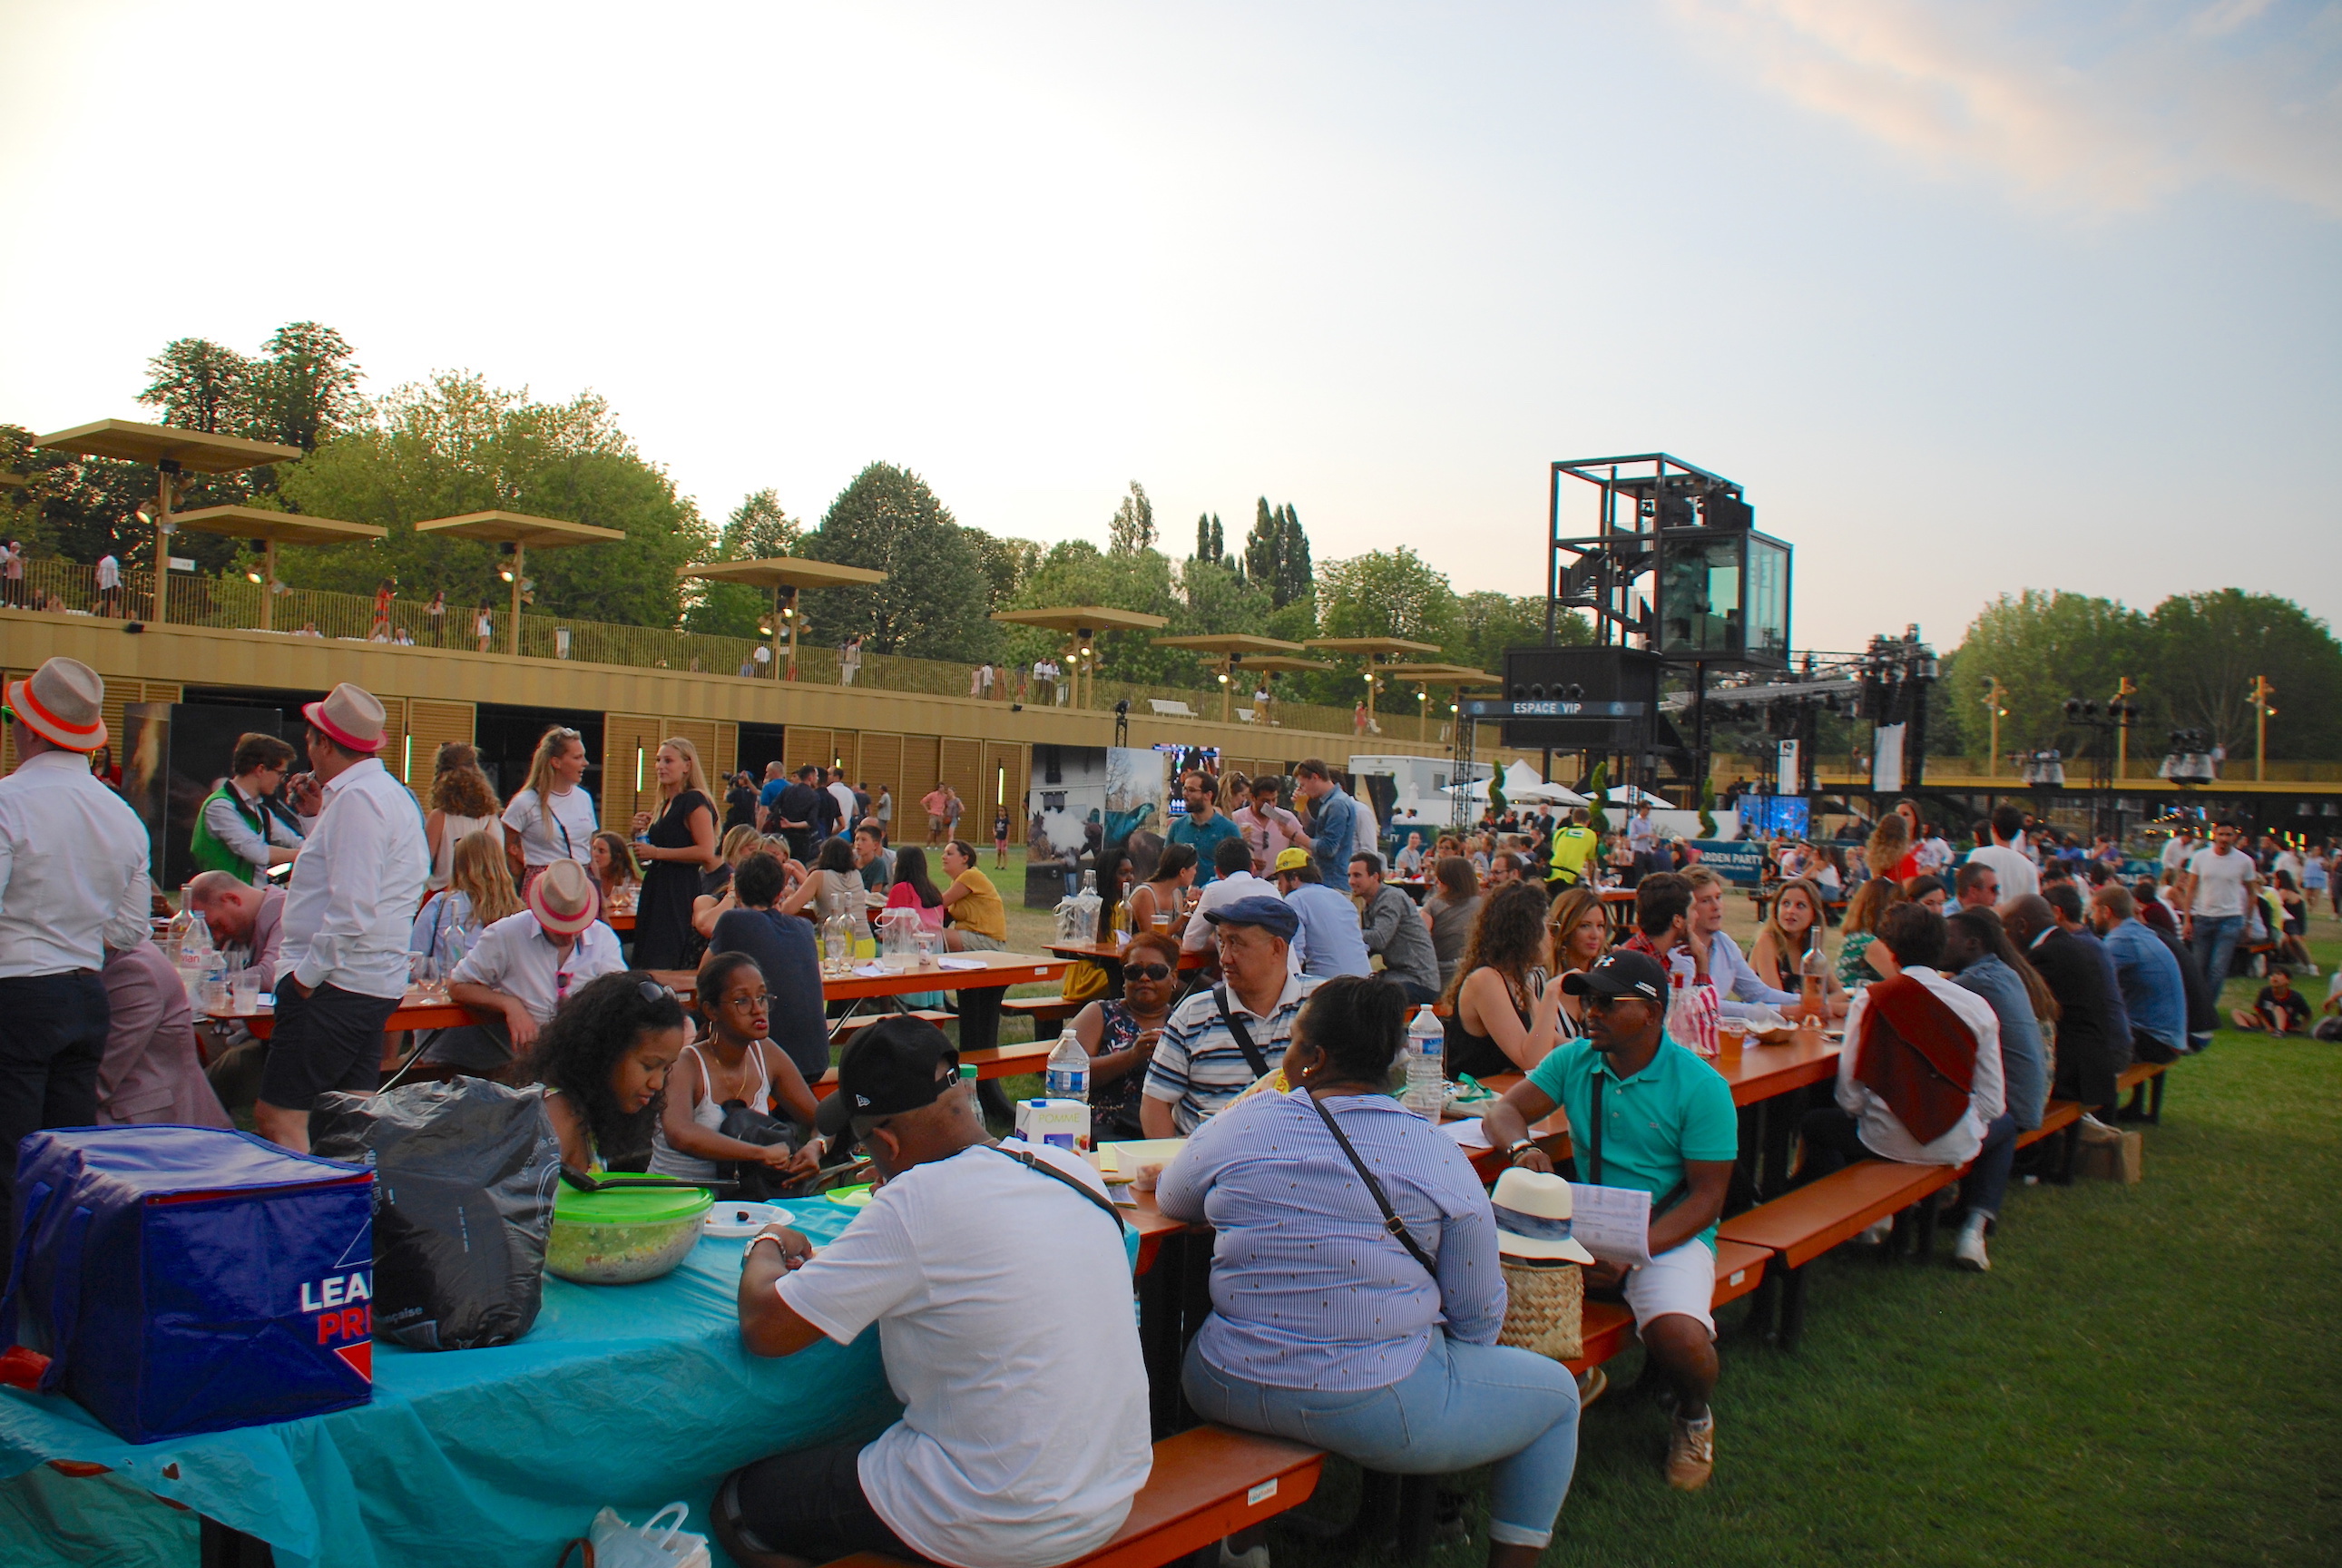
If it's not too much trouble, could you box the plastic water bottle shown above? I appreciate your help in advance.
[1044,1026,1091,1102]
[1403,1006,1445,1119]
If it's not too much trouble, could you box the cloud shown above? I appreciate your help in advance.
[1666,0,2342,216]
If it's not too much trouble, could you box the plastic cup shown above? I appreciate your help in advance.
[230,968,263,1013]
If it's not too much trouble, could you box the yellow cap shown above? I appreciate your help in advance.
[1273,847,1312,873]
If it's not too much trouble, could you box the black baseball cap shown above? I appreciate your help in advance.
[1560,948,1667,1004]
[814,1015,960,1138]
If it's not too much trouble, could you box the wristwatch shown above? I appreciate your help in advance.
[1504,1139,1537,1162]
[741,1233,787,1269]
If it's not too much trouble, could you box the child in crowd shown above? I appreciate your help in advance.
[994,808,1011,868]
[649,951,826,1183]
[529,971,689,1171]
[2237,966,2311,1036]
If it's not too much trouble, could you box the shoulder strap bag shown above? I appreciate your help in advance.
[987,1144,1126,1231]
[1300,1093,1438,1277]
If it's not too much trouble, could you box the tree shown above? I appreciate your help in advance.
[1001,540,1181,683]
[2147,591,2342,761]
[276,370,711,628]
[248,322,367,455]
[969,530,1042,614]
[798,462,998,662]
[141,339,253,435]
[1944,591,2151,761]
[1453,590,1586,675]
[1108,481,1155,555]
[681,488,808,637]
[1244,498,1313,609]
[1318,546,1458,646]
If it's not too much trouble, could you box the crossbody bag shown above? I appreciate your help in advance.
[1213,987,1436,1277]
[985,1143,1125,1232]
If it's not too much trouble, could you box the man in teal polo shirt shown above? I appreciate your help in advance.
[1167,770,1243,887]
[1480,948,1736,1493]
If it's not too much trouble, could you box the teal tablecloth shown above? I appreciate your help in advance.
[0,1199,897,1568]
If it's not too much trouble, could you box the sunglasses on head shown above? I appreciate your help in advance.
[637,979,677,1004]
[1125,962,1174,982]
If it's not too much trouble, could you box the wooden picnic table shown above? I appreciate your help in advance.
[1046,940,1210,969]
[211,952,1070,1058]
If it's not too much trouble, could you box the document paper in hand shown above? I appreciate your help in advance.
[1566,1183,1654,1267]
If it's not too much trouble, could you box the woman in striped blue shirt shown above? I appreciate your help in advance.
[1158,975,1581,1566]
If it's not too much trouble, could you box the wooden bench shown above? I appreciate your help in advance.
[818,1424,1323,1568]
[1004,993,1084,1032]
[2017,1098,2083,1183]
[1565,1238,1772,1373]
[2116,1058,2171,1124]
[1717,1160,1959,1346]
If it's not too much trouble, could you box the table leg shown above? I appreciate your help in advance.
[956,986,1003,1055]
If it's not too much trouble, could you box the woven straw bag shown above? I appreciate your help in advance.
[1497,1258,1583,1362]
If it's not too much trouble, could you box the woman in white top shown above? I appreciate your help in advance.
[648,952,823,1181]
[502,725,597,887]
[425,744,505,891]
[777,836,872,941]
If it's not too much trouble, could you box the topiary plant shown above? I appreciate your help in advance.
[1586,760,1610,835]
[1698,776,1717,839]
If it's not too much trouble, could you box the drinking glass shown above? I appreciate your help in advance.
[230,966,264,1014]
[914,929,940,968]
[199,973,230,1015]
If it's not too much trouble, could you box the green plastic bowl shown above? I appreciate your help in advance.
[546,1183,712,1284]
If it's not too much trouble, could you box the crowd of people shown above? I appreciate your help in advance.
[4,655,2332,1565]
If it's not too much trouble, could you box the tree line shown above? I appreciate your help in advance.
[7,322,2331,749]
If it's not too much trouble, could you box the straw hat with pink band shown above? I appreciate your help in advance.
[527,858,603,937]
[5,657,110,752]
[301,683,387,752]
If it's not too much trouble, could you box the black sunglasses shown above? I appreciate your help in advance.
[637,979,678,1004]
[1125,962,1174,982]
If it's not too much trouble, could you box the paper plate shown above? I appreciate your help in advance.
[702,1201,793,1237]
[825,1185,875,1208]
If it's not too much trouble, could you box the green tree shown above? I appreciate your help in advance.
[1453,590,1587,675]
[969,530,1042,614]
[1318,546,1458,645]
[2147,591,2342,760]
[1108,481,1156,555]
[276,370,710,628]
[1944,591,2151,761]
[682,488,808,636]
[1244,498,1313,609]
[1002,539,1181,683]
[799,462,998,661]
[141,338,253,435]
[247,322,367,455]
[1192,511,1230,565]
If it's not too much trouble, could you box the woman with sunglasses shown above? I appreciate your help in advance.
[1064,929,1181,1140]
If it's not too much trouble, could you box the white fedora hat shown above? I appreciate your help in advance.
[1490,1167,1594,1263]
[302,682,387,752]
[527,857,603,937]
[6,657,108,752]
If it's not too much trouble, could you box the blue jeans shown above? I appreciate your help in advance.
[1965,1112,2017,1220]
[2191,915,2243,994]
[1182,1333,1580,1549]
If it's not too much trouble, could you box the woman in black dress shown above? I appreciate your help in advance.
[630,738,720,970]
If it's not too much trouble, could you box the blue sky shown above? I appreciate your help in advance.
[1,0,2335,652]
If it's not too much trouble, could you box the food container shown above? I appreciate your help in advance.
[546,1182,711,1284]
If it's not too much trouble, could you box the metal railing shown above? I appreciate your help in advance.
[5,557,1377,740]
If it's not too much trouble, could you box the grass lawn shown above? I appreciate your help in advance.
[1253,914,2342,1568]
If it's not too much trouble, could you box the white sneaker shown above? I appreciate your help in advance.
[2079,1114,2123,1143]
[1220,1542,1269,1568]
[1856,1218,1893,1246]
[1954,1217,1991,1272]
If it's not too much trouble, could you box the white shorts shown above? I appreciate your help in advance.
[1622,1239,1716,1340]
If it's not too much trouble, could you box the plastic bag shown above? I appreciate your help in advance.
[312,1077,560,1351]
[560,1504,710,1568]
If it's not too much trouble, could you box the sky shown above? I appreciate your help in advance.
[1,0,2336,654]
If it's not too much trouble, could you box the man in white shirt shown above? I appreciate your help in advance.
[94,551,122,614]
[722,1018,1151,1568]
[2160,828,2196,885]
[825,769,859,838]
[2179,820,2259,994]
[1800,903,2011,1269]
[432,859,622,1074]
[1683,868,1807,1020]
[1181,838,1290,969]
[1915,826,1954,875]
[1964,805,2039,903]
[0,658,154,1290]
[255,684,431,1152]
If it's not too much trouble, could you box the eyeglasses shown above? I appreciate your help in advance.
[1125,963,1174,982]
[718,992,768,1012]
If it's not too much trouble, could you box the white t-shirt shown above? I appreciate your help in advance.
[779,1141,1151,1568]
[828,780,858,828]
[2161,837,2194,875]
[1965,843,2038,901]
[1916,836,1953,873]
[501,785,600,868]
[2186,846,2257,918]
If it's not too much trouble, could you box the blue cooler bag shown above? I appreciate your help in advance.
[1,1125,375,1444]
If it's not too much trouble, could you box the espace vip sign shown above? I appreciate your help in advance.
[302,1217,376,1382]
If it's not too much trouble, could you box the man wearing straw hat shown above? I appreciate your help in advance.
[253,683,430,1152]
[429,858,624,1078]
[0,657,155,1289]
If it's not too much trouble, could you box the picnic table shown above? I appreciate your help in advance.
[0,1200,899,1568]
[210,952,1072,1059]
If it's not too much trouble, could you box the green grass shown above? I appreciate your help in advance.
[1258,922,2342,1568]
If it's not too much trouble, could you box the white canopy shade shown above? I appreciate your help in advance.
[1444,760,1590,807]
